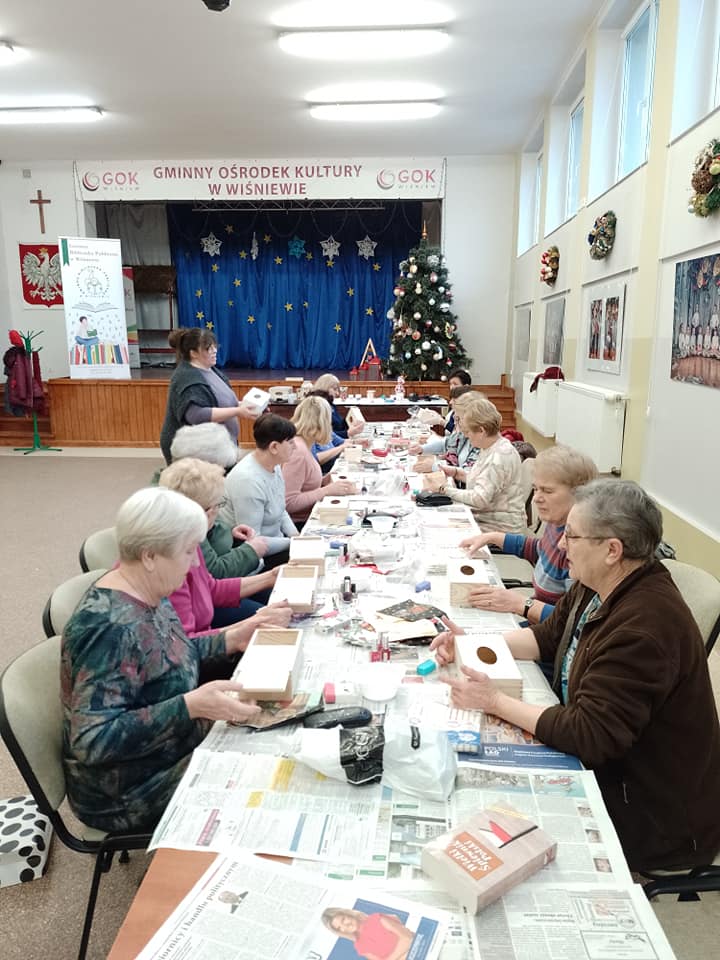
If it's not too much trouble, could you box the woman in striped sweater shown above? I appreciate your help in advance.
[459,445,597,623]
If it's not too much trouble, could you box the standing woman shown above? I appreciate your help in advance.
[160,327,257,464]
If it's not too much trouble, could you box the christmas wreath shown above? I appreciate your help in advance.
[587,210,616,259]
[540,245,559,285]
[688,138,720,218]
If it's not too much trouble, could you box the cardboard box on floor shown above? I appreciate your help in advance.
[0,795,52,887]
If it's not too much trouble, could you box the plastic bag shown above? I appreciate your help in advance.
[294,726,385,786]
[382,721,457,802]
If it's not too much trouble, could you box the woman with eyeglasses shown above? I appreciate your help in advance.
[159,458,291,641]
[160,327,259,464]
[432,479,720,873]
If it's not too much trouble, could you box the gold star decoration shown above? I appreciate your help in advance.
[346,287,354,297]
[205,320,214,330]
[365,307,374,316]
[239,250,247,259]
[211,263,219,273]
[227,299,234,307]
[263,234,272,243]
[233,278,241,287]
[196,311,205,320]
[334,323,342,333]
[195,289,203,298]
[373,263,382,272]
[326,259,335,268]
[247,314,256,324]
[224,224,234,234]
[274,256,283,265]
[306,251,313,260]
[284,302,293,312]
[303,300,309,308]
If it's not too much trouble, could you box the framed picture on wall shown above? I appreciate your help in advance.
[543,297,565,365]
[671,252,720,390]
[584,283,625,375]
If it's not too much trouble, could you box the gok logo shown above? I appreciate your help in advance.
[81,170,139,192]
[376,167,437,190]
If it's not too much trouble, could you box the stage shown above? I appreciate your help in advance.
[38,369,515,448]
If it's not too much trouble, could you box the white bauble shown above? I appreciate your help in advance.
[413,311,421,320]
[440,304,449,312]
[409,264,418,274]
[440,374,447,381]
[398,290,405,297]
[405,351,412,359]
[386,308,395,320]
[415,283,422,294]
[428,298,435,306]
[414,348,421,355]
[422,341,430,350]
[421,363,427,371]
[389,345,395,354]
[434,325,440,332]
[438,286,445,293]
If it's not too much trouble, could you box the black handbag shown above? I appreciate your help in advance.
[415,491,453,507]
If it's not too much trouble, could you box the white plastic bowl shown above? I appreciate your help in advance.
[368,514,395,534]
[358,662,405,701]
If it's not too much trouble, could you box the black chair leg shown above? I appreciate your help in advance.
[77,847,116,960]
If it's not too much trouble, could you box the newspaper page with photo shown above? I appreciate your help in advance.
[135,853,449,960]
[451,765,632,886]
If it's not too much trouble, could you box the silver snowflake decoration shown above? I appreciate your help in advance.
[251,232,259,261]
[320,235,341,261]
[356,235,377,260]
[288,236,306,259]
[200,232,222,257]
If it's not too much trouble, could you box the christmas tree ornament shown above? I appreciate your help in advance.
[440,375,447,381]
[440,303,449,312]
[414,348,421,355]
[412,331,421,341]
[409,264,418,274]
[433,346,443,360]
[356,235,378,259]
[422,341,430,350]
[415,283,422,294]
[387,308,395,320]
[389,345,395,354]
[425,320,432,327]
[251,231,259,260]
[438,286,445,293]
[320,235,341,261]
[427,254,439,267]
[405,351,412,359]
[393,286,402,297]
[409,256,415,262]
[399,260,408,271]
[428,298,435,306]
[200,232,222,257]
[429,272,438,283]
[421,363,428,371]
[398,290,405,297]
[413,311,421,320]
[434,325,440,332]
[288,236,306,259]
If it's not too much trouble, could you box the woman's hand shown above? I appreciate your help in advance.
[246,536,268,558]
[184,680,261,723]
[237,401,259,420]
[232,524,255,541]
[468,584,524,615]
[241,567,280,597]
[347,420,364,438]
[429,616,465,666]
[408,442,424,456]
[459,531,503,554]
[325,479,357,496]
[443,666,502,714]
[253,601,293,628]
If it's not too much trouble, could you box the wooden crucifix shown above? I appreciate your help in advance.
[29,189,51,234]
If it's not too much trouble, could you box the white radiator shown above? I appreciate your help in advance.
[521,373,559,437]
[555,382,627,474]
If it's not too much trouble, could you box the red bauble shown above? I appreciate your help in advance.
[411,331,421,341]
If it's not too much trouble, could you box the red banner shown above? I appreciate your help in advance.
[19,243,64,307]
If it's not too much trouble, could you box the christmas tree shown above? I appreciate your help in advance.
[385,237,471,381]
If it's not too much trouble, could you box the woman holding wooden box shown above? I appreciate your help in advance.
[431,479,720,873]
[61,486,281,832]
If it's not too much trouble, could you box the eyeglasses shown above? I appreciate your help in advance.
[205,497,228,512]
[564,533,607,542]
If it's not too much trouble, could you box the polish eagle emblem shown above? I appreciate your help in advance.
[22,247,63,302]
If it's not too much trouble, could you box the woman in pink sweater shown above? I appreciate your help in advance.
[282,396,356,525]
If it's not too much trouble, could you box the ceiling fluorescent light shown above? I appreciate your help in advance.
[279,28,449,60]
[274,1,452,28]
[310,101,441,122]
[0,106,104,125]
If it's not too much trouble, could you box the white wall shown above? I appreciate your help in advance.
[0,161,85,379]
[443,155,517,383]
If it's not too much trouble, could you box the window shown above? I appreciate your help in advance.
[533,152,543,245]
[671,0,720,137]
[566,98,584,218]
[617,2,658,179]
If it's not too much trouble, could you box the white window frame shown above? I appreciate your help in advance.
[533,151,543,245]
[565,95,584,219]
[617,0,658,180]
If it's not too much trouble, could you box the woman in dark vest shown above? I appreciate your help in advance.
[160,327,257,464]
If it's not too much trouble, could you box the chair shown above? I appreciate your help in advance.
[79,526,118,573]
[42,569,107,638]
[0,637,151,960]
[661,558,720,655]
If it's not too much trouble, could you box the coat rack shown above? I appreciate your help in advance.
[13,329,61,455]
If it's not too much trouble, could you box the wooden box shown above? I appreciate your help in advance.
[455,633,522,697]
[289,536,326,575]
[345,444,362,463]
[346,405,366,427]
[269,564,318,613]
[232,628,303,700]
[447,557,492,606]
[313,496,351,524]
[421,807,556,913]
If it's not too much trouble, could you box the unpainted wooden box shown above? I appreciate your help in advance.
[447,557,491,606]
[270,564,318,613]
[289,536,326,575]
[232,628,303,700]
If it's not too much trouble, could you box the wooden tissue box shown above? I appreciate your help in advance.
[455,633,522,697]
[421,807,556,912]
[313,496,351,524]
[448,557,492,606]
[289,536,326,575]
[346,405,366,426]
[270,564,318,613]
[422,471,448,492]
[232,628,303,700]
[345,445,362,463]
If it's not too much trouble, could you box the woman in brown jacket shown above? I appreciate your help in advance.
[433,479,720,872]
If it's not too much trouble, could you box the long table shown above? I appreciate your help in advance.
[106,429,677,960]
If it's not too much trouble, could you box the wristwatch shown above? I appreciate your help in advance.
[522,597,536,619]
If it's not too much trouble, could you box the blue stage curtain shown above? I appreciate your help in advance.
[167,203,422,369]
